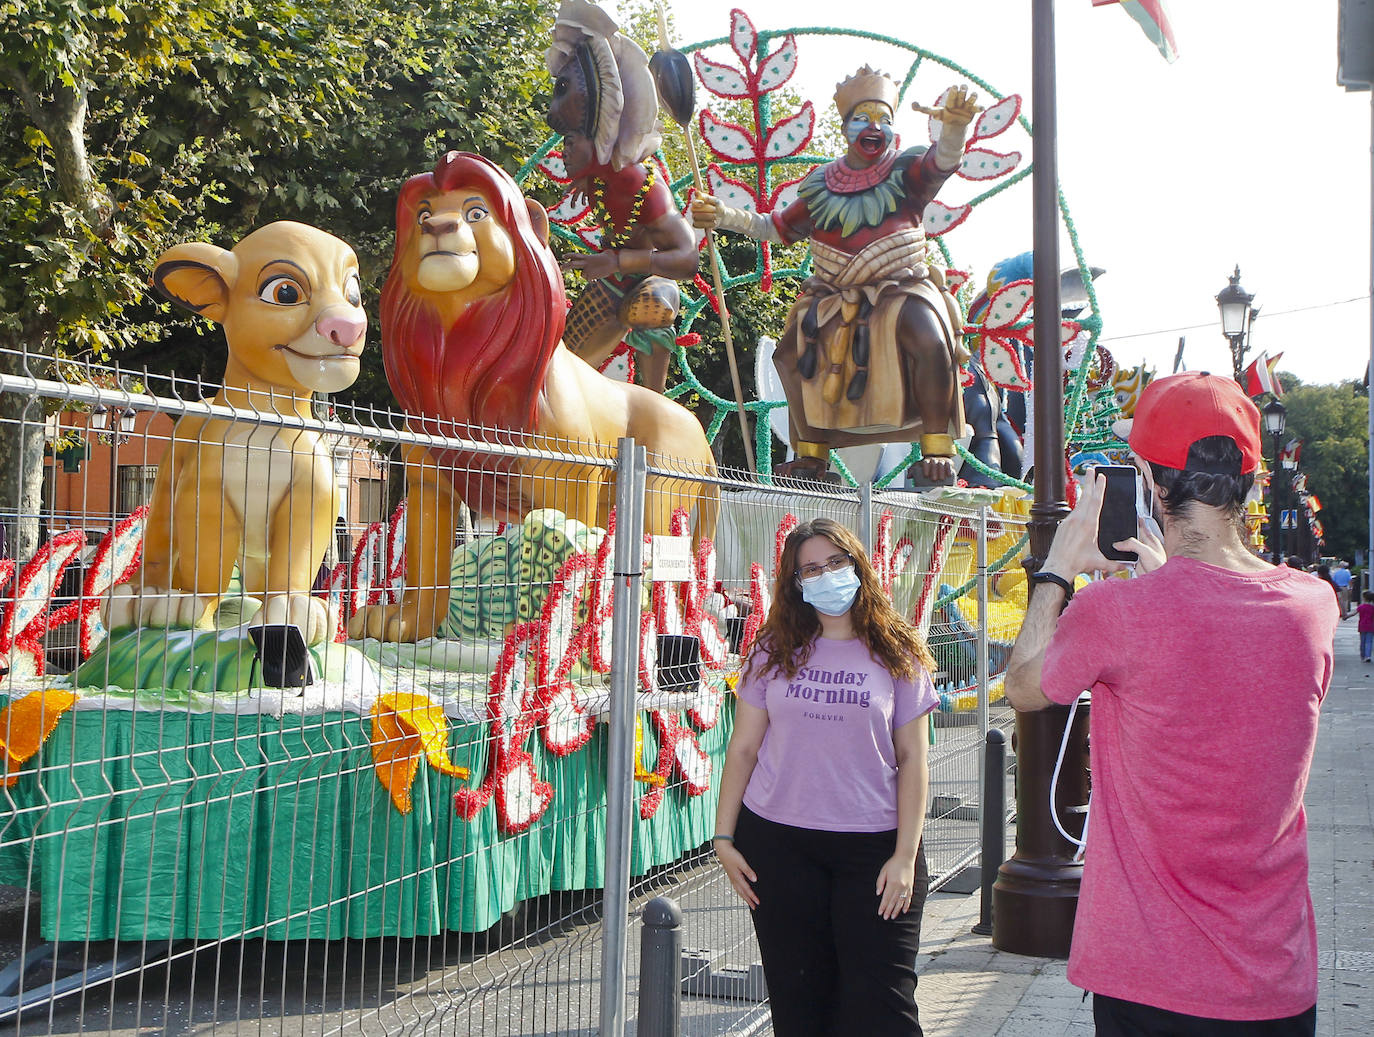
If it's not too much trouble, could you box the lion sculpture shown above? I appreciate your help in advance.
[349,151,718,643]
[106,221,366,644]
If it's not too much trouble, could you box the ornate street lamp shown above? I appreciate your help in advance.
[88,398,138,524]
[1216,266,1259,383]
[1262,398,1287,561]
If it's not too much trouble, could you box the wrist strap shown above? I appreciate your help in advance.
[712,834,734,843]
[1029,570,1075,600]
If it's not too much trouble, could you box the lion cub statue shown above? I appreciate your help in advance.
[349,151,718,643]
[105,221,366,645]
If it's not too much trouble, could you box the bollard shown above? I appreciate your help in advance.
[972,728,1006,936]
[637,895,682,1037]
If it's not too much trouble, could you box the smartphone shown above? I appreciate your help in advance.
[1095,465,1139,562]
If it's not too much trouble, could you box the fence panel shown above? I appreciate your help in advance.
[0,350,1028,1035]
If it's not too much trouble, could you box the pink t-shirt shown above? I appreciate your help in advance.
[1042,558,1337,1020]
[737,636,938,832]
[1357,601,1374,633]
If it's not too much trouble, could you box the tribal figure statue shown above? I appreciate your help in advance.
[545,0,699,394]
[693,66,977,484]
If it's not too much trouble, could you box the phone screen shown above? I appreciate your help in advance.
[1096,465,1139,562]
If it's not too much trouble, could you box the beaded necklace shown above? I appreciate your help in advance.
[590,161,655,250]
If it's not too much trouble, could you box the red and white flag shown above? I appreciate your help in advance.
[1093,0,1179,63]
[1279,439,1302,469]
[1243,351,1285,399]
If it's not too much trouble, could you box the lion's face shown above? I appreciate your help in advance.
[155,221,367,395]
[402,188,517,320]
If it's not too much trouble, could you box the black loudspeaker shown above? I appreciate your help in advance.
[248,624,315,690]
[656,634,701,695]
[724,616,747,655]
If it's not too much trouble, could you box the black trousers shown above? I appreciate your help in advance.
[1093,993,1317,1036]
[734,806,928,1037]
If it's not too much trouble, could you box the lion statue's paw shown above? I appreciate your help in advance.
[103,583,219,632]
[346,598,437,644]
[254,593,336,646]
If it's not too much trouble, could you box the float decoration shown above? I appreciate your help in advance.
[370,692,470,815]
[0,688,79,786]
[0,529,87,679]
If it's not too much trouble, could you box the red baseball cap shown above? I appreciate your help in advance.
[1128,372,1261,474]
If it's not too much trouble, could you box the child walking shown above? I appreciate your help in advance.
[1358,590,1374,663]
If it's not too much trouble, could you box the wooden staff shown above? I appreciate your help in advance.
[650,5,756,473]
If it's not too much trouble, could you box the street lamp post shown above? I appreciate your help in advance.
[1216,266,1259,384]
[1262,399,1287,563]
[89,402,138,529]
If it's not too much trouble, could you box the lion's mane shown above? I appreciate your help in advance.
[380,152,566,440]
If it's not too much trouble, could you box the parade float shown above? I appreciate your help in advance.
[0,5,1128,949]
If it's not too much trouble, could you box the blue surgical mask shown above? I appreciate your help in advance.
[801,566,860,616]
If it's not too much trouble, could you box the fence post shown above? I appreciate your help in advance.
[601,438,648,1037]
[976,505,990,743]
[858,479,874,555]
[972,727,1006,936]
[637,896,682,1037]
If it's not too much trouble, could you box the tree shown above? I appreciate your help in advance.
[1,0,552,558]
[1270,374,1368,563]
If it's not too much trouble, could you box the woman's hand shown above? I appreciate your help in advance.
[876,854,917,920]
[716,842,759,909]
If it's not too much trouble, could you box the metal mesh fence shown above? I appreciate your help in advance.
[0,350,1026,1035]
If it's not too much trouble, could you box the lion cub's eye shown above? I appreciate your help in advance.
[343,273,361,307]
[259,276,306,305]
[465,205,489,223]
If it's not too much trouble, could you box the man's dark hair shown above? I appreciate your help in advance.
[1147,435,1253,525]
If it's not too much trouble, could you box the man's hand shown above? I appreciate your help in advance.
[561,250,620,282]
[1041,471,1136,581]
[912,85,982,130]
[689,194,723,231]
[1115,515,1166,574]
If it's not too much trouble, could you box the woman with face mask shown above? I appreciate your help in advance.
[712,517,939,1036]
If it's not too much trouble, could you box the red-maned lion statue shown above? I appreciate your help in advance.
[350,151,718,642]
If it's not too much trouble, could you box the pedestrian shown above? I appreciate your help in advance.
[1315,563,1341,608]
[713,517,938,1036]
[1004,371,1336,1036]
[1358,590,1374,663]
[1331,559,1352,618]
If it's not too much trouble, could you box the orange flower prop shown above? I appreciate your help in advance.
[1,689,78,787]
[370,692,469,814]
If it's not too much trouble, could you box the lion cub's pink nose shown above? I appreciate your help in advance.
[317,312,366,347]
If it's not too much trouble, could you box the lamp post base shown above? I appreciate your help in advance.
[991,855,1081,958]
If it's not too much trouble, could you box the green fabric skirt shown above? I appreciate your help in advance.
[0,699,731,942]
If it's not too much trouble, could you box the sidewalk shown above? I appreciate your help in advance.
[910,615,1374,1036]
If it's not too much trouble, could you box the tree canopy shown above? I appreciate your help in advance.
[0,0,554,554]
[1271,374,1369,564]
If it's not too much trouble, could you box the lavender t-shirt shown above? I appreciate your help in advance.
[737,636,938,832]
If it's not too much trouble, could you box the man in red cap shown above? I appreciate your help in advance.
[1004,371,1337,1036]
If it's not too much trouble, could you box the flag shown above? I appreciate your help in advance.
[1093,0,1179,63]
[1242,351,1284,399]
[1307,493,1324,513]
[1279,439,1302,469]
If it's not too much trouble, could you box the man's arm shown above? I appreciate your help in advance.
[1004,472,1132,711]
[1003,579,1068,711]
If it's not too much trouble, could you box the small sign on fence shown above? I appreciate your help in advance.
[651,535,693,582]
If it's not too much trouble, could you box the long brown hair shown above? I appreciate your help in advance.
[746,517,935,683]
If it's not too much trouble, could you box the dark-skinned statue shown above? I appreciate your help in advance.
[693,66,976,484]
[545,0,700,394]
